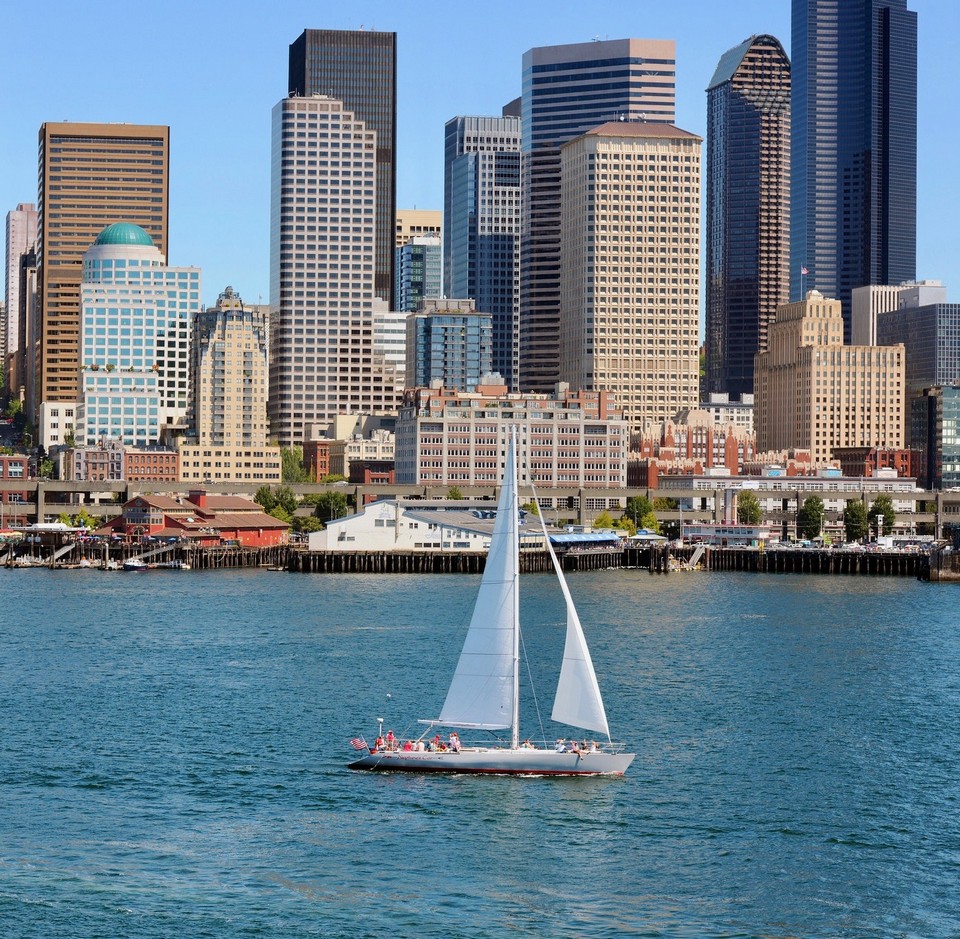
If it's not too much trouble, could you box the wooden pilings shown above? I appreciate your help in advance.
[705,547,921,577]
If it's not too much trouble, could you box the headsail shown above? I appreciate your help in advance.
[534,492,611,738]
[436,433,520,731]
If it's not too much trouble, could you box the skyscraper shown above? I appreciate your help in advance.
[36,122,169,419]
[706,35,791,399]
[790,0,917,338]
[520,38,676,392]
[558,123,702,430]
[288,28,397,307]
[5,202,37,365]
[269,95,401,447]
[444,114,522,388]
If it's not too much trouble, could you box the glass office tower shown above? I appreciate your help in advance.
[791,0,917,338]
[288,29,397,307]
[706,35,791,398]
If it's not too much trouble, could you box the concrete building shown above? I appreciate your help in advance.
[675,393,754,434]
[852,280,946,345]
[444,114,522,388]
[876,297,960,484]
[706,35,791,398]
[395,381,628,497]
[5,203,37,364]
[395,235,441,313]
[790,0,917,334]
[405,299,493,393]
[76,223,197,448]
[289,28,397,307]
[268,94,403,446]
[395,209,442,248]
[10,247,38,406]
[558,122,701,430]
[36,122,169,418]
[754,290,905,463]
[180,285,281,486]
[520,38,676,392]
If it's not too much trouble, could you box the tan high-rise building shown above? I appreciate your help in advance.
[180,286,281,485]
[559,122,702,431]
[36,122,169,416]
[754,290,905,463]
[395,209,442,248]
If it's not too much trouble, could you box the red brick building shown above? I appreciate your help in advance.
[0,454,31,529]
[97,490,289,547]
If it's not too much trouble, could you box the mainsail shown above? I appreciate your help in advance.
[437,435,519,730]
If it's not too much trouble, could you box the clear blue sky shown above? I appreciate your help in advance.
[1,0,955,315]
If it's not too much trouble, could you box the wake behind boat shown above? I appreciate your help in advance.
[348,429,635,777]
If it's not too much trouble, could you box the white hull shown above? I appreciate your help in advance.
[348,747,634,776]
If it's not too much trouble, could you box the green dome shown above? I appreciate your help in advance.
[93,223,155,247]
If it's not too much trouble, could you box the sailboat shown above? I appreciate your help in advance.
[348,429,635,776]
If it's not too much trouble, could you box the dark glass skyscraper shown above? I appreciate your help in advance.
[289,29,397,307]
[706,35,791,398]
[791,0,917,339]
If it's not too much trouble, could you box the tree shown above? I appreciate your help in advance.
[292,514,325,534]
[254,486,277,512]
[616,516,637,537]
[624,495,653,527]
[281,446,310,483]
[737,490,762,525]
[843,500,869,543]
[273,484,299,516]
[446,486,464,500]
[319,473,347,484]
[652,496,678,511]
[796,496,825,540]
[639,511,661,534]
[593,510,615,529]
[268,505,292,524]
[521,501,540,517]
[313,490,349,523]
[868,494,896,539]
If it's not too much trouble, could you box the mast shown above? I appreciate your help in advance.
[510,426,520,750]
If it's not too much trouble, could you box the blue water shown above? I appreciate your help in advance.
[1,568,959,937]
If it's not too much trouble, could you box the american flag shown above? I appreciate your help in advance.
[801,266,809,275]
[350,736,368,751]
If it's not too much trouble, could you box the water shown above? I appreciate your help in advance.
[1,568,959,938]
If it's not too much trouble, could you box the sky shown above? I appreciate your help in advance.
[1,0,956,315]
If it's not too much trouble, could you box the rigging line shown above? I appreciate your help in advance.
[519,625,547,747]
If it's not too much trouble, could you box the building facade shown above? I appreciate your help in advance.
[76,223,197,447]
[395,381,628,491]
[405,299,493,393]
[36,122,169,417]
[852,281,946,346]
[706,35,791,398]
[289,28,397,306]
[395,235,441,313]
[754,290,905,462]
[520,38,676,392]
[5,202,37,365]
[790,0,917,335]
[395,209,441,248]
[268,95,403,446]
[558,123,701,431]
[444,114,522,388]
[180,285,281,485]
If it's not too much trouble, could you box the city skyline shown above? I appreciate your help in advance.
[1,1,954,320]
